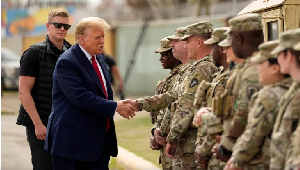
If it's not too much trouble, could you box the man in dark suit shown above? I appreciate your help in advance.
[44,17,136,170]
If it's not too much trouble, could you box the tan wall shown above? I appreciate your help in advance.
[22,30,115,57]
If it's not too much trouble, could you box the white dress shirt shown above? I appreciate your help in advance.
[79,45,108,95]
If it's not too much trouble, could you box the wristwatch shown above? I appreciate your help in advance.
[218,145,232,156]
[151,128,156,136]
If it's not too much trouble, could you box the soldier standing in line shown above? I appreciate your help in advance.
[213,13,264,162]
[192,27,230,170]
[152,27,192,170]
[289,42,300,170]
[224,40,293,170]
[269,28,300,170]
[149,37,182,170]
[126,21,219,170]
[194,29,246,170]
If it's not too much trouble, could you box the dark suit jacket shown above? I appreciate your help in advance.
[45,44,118,161]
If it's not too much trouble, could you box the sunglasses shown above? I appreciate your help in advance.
[49,22,71,30]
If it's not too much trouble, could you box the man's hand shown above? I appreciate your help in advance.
[166,143,176,158]
[150,136,161,150]
[154,128,167,145]
[224,158,243,170]
[212,142,231,162]
[194,143,208,169]
[123,99,139,110]
[116,100,137,119]
[35,123,47,140]
[194,107,210,126]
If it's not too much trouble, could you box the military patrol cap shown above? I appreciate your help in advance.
[204,27,229,45]
[226,13,262,33]
[294,42,300,51]
[271,28,300,55]
[155,37,172,53]
[180,21,213,41]
[167,27,187,40]
[251,40,280,63]
[218,32,232,47]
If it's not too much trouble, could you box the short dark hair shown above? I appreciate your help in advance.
[195,33,212,41]
[267,58,290,78]
[282,48,300,66]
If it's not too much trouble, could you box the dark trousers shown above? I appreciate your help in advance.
[26,127,53,170]
[52,154,110,170]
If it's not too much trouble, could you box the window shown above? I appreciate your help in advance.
[267,21,278,41]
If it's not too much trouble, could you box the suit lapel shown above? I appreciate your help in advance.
[74,44,106,97]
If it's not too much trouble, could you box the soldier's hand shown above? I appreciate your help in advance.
[194,107,210,126]
[123,99,139,110]
[150,136,161,150]
[213,144,231,162]
[154,128,167,145]
[116,101,137,119]
[194,143,208,169]
[166,143,176,159]
[224,158,243,170]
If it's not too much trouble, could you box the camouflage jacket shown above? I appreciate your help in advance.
[291,123,300,167]
[270,80,300,170]
[166,55,218,153]
[157,61,194,134]
[151,64,182,125]
[137,60,195,114]
[231,78,292,168]
[220,57,263,151]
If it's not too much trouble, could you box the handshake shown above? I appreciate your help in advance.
[116,99,139,119]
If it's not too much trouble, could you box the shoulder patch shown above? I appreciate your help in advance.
[189,78,199,88]
[247,86,260,100]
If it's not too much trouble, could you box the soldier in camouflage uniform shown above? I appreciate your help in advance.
[150,37,182,170]
[269,28,300,170]
[192,27,230,170]
[128,21,218,170]
[152,27,190,170]
[212,13,264,162]
[224,40,293,170]
[290,42,300,170]
[155,27,191,169]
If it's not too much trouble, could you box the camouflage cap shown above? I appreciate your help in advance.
[155,37,172,53]
[180,21,213,41]
[218,32,232,47]
[167,27,187,40]
[251,40,280,63]
[204,27,229,45]
[294,42,300,51]
[226,13,262,33]
[271,28,300,55]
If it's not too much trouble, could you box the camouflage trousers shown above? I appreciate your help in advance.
[172,153,204,170]
[160,145,174,170]
[208,157,225,170]
[243,163,264,170]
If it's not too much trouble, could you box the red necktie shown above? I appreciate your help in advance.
[91,56,110,131]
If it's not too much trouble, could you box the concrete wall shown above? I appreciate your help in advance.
[2,36,23,56]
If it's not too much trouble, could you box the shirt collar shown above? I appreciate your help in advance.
[79,45,93,61]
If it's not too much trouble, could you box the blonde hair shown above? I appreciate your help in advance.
[75,17,110,42]
[47,9,69,22]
